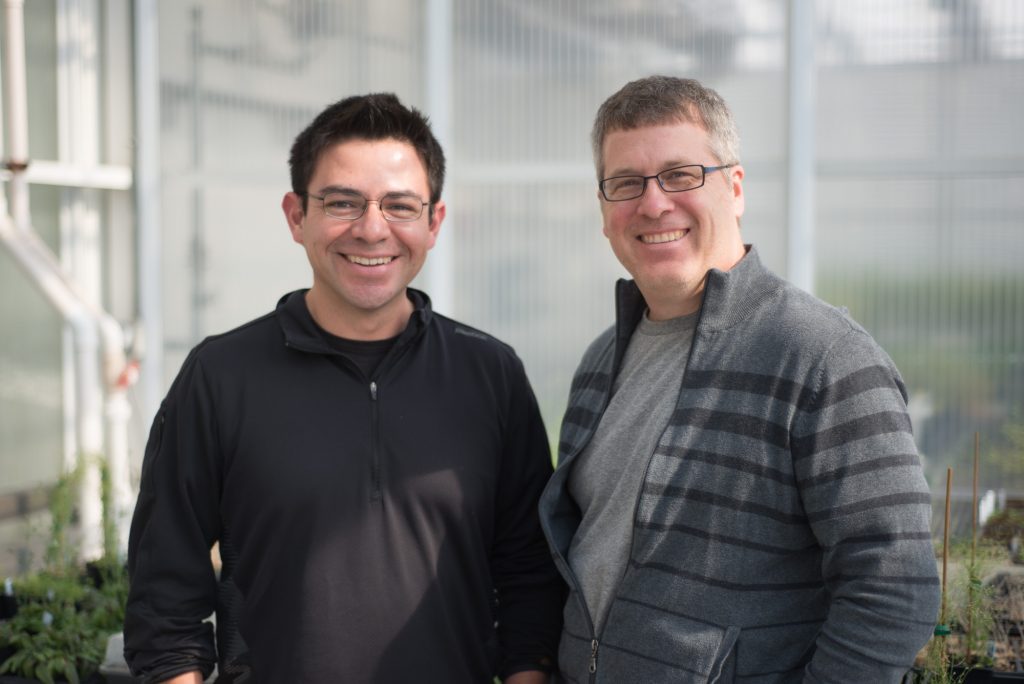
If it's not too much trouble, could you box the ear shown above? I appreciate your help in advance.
[282,192,306,244]
[729,164,745,220]
[425,199,446,249]
[598,187,612,239]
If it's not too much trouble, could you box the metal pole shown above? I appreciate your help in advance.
[424,0,455,314]
[786,0,816,294]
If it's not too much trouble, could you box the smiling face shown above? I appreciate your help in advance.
[600,121,746,319]
[282,137,445,339]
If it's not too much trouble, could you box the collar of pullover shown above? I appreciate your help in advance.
[276,288,432,355]
[614,244,784,344]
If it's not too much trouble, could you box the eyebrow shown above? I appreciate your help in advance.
[604,160,693,177]
[316,185,423,199]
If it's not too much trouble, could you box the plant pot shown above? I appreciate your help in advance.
[959,669,1024,683]
[905,666,1024,683]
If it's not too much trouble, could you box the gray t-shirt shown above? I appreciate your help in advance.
[567,310,697,634]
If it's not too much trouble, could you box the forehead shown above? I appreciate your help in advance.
[602,121,713,174]
[311,137,429,190]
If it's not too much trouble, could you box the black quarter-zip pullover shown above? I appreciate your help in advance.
[125,289,563,683]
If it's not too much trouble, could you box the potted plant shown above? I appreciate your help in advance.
[0,461,131,684]
[906,458,1024,682]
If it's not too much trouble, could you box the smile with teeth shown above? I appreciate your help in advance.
[346,255,395,266]
[639,230,686,244]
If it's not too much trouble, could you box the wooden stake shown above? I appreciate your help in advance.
[942,467,952,626]
[972,431,980,563]
[968,432,980,661]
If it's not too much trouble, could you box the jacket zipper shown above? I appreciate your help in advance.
[369,380,380,501]
[575,307,706,682]
[589,638,599,680]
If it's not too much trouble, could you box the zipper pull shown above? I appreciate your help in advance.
[589,638,599,674]
[370,381,377,400]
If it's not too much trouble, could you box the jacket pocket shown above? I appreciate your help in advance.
[599,597,740,683]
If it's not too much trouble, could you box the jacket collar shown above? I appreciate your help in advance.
[276,288,432,354]
[614,244,783,344]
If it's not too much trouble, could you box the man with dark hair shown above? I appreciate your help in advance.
[125,93,562,684]
[539,76,939,682]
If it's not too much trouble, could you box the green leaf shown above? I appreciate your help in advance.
[36,661,57,684]
[63,657,81,684]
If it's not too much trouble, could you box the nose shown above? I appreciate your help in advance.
[636,179,675,219]
[350,200,391,241]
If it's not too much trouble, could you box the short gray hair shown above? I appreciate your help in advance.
[591,75,740,179]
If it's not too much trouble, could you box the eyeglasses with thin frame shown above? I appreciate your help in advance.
[599,164,735,202]
[302,190,429,222]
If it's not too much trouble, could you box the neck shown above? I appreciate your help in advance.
[645,288,703,321]
[304,289,413,341]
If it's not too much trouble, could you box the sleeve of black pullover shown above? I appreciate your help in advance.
[124,350,221,683]
[491,354,566,679]
[794,329,940,683]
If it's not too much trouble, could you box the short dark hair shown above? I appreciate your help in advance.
[591,75,740,180]
[288,93,445,209]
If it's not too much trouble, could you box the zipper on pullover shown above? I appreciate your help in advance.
[369,381,381,501]
[589,638,599,675]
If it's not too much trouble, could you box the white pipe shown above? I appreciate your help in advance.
[3,0,30,233]
[0,160,133,190]
[2,0,135,560]
[0,213,105,558]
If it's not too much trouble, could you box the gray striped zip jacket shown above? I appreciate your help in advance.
[539,247,939,683]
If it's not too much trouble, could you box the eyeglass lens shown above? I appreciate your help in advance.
[602,165,706,201]
[320,190,425,221]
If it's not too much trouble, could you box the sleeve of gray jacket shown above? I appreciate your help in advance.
[792,328,940,683]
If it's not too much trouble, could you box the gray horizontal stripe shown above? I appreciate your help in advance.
[631,559,825,591]
[643,484,807,524]
[683,369,806,405]
[563,405,601,429]
[569,370,610,394]
[655,445,797,486]
[824,530,933,550]
[806,491,932,523]
[737,662,811,680]
[792,410,912,461]
[635,520,818,555]
[826,572,940,588]
[799,453,922,488]
[806,365,900,411]
[615,595,726,628]
[616,595,825,631]
[600,640,705,676]
[670,407,789,449]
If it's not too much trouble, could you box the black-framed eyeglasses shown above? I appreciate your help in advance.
[302,190,429,222]
[599,164,735,202]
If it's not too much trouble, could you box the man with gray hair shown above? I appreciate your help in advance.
[539,75,939,682]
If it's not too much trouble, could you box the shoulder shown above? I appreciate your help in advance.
[194,310,279,359]
[175,309,281,384]
[767,284,907,402]
[581,324,616,364]
[753,280,879,358]
[428,312,526,374]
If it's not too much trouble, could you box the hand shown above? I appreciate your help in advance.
[159,672,204,684]
[505,670,549,684]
